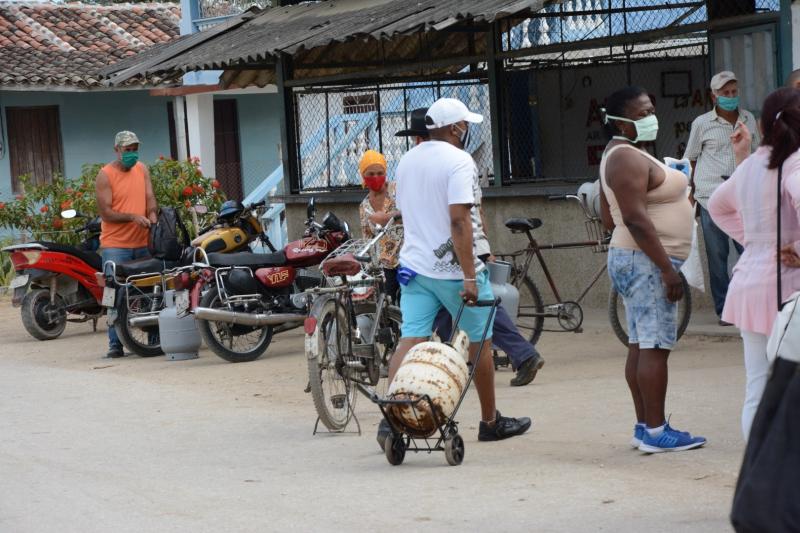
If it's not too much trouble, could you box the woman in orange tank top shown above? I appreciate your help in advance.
[598,87,705,454]
[95,130,158,358]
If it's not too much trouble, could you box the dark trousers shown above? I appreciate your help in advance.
[699,205,743,316]
[433,303,538,370]
[384,268,400,304]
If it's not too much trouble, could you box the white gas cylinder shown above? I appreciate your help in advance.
[386,332,470,437]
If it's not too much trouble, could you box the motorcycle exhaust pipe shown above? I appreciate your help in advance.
[193,307,306,326]
[127,315,160,328]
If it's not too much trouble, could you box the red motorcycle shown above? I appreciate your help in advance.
[192,199,350,362]
[2,214,104,340]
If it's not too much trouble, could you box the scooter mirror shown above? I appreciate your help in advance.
[307,197,316,219]
[193,204,208,215]
[61,209,77,219]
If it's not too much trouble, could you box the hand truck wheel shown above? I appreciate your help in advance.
[384,434,405,466]
[444,434,465,466]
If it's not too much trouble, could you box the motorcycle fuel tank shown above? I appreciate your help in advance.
[193,227,248,253]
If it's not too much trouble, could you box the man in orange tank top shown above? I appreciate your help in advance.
[96,131,158,358]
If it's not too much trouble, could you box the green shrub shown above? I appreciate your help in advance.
[0,158,226,245]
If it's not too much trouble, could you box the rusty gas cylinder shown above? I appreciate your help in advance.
[385,339,469,438]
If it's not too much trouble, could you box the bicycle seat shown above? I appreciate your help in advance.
[505,218,543,232]
[322,253,362,277]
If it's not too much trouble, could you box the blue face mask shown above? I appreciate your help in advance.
[716,95,739,112]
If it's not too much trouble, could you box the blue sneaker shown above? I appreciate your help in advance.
[630,423,646,448]
[638,423,706,453]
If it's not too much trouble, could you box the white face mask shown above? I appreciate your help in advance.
[453,124,470,149]
[606,113,659,143]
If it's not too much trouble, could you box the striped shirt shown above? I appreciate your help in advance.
[683,107,760,209]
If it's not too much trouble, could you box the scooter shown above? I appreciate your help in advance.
[192,199,349,363]
[3,211,104,340]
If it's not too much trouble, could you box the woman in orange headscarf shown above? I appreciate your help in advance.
[358,149,402,302]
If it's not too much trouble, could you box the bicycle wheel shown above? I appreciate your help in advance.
[515,276,545,346]
[608,272,692,346]
[307,297,356,431]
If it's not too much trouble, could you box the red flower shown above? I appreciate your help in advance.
[182,186,193,197]
[211,180,221,189]
[159,155,165,161]
[193,184,204,194]
[52,217,63,230]
[60,200,72,211]
[184,200,192,209]
[40,205,49,213]
[0,202,5,210]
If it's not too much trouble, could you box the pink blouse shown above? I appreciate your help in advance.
[709,147,800,335]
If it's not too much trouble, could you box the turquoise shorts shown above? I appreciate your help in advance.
[399,269,494,342]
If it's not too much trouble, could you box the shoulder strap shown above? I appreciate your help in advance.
[174,209,191,247]
[778,163,784,311]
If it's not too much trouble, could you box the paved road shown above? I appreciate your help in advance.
[0,303,744,532]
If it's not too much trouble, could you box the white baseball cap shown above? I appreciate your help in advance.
[710,71,738,91]
[425,98,484,129]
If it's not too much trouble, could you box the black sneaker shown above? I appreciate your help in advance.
[478,410,532,441]
[376,419,391,450]
[106,345,124,358]
[510,353,545,387]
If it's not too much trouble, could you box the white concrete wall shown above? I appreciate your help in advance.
[185,93,216,178]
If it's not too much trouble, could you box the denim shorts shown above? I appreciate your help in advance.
[608,248,684,350]
[400,269,494,342]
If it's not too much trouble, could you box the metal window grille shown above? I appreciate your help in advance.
[293,78,493,192]
[498,0,781,185]
[290,0,781,191]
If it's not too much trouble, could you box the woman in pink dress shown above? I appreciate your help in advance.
[709,87,800,440]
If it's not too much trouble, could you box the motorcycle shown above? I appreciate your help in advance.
[100,200,273,357]
[2,210,104,340]
[192,199,349,363]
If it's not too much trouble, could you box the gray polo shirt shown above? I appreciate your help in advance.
[683,107,760,209]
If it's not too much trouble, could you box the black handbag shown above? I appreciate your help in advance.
[730,163,800,532]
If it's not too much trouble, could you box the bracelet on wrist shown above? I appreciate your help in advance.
[463,278,476,282]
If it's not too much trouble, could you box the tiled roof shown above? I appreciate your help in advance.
[0,2,181,88]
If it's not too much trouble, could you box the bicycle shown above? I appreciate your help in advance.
[304,218,403,432]
[495,194,692,348]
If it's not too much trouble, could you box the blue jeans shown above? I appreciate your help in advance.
[101,247,149,348]
[433,304,538,370]
[608,249,684,350]
[699,206,743,316]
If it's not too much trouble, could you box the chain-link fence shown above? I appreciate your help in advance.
[293,78,493,192]
[498,0,781,184]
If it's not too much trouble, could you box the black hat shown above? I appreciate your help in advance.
[395,107,430,137]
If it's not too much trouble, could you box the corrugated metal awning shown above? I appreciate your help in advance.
[104,0,546,87]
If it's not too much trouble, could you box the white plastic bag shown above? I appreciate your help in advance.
[766,291,800,364]
[680,221,705,292]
